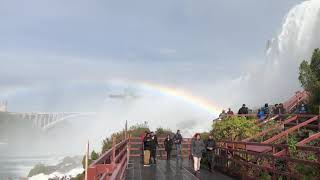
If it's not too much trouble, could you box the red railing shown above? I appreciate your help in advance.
[87,138,129,180]
[128,136,193,159]
[283,91,309,113]
[215,141,320,179]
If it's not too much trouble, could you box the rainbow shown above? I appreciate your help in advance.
[110,79,222,115]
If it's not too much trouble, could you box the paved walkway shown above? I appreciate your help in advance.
[126,158,234,180]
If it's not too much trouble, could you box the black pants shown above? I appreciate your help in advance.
[151,149,157,163]
[166,150,171,160]
[207,151,215,170]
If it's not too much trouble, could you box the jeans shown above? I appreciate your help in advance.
[207,151,215,170]
[151,149,157,163]
[175,144,182,159]
[166,150,171,160]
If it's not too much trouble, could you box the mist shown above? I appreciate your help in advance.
[212,0,320,109]
[1,0,319,160]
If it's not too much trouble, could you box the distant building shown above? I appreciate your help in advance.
[0,101,8,112]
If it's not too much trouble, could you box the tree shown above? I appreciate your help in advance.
[91,150,99,161]
[211,116,260,141]
[155,127,173,137]
[299,48,320,113]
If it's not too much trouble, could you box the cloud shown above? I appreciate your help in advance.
[158,48,177,55]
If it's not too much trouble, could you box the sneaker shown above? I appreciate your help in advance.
[144,164,150,167]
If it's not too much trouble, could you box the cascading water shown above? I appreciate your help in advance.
[264,0,320,100]
[224,0,320,105]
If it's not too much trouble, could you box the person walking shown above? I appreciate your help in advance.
[143,133,152,167]
[150,131,158,164]
[164,134,173,160]
[174,130,183,159]
[205,135,216,172]
[192,133,205,174]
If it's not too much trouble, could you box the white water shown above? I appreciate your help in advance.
[29,168,84,180]
[217,0,320,107]
[264,0,320,95]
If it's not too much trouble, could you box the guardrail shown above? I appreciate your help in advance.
[87,138,129,180]
[283,91,309,113]
[214,141,320,179]
[128,137,193,159]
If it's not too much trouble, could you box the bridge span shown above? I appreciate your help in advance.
[8,112,98,130]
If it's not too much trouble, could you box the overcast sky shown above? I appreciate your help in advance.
[0,0,303,112]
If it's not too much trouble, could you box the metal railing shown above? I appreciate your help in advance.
[87,138,129,180]
[214,141,320,179]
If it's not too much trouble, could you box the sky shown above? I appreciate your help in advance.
[2,0,320,155]
[0,0,303,111]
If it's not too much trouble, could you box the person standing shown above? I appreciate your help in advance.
[238,104,248,115]
[227,108,234,115]
[143,133,152,167]
[164,134,173,160]
[150,131,158,164]
[174,130,183,159]
[205,135,216,172]
[140,131,148,163]
[192,133,205,174]
[218,110,227,120]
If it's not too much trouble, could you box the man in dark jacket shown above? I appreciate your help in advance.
[164,134,173,160]
[174,130,183,159]
[150,131,158,164]
[238,104,248,114]
[206,135,216,172]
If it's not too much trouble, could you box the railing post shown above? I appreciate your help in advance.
[125,120,128,139]
[127,134,131,168]
[112,136,116,169]
[85,140,89,180]
[188,139,191,160]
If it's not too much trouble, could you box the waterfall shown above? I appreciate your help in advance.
[217,0,320,106]
[263,0,320,100]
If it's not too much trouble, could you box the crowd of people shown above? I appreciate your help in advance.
[218,101,310,121]
[141,130,217,175]
[140,101,310,175]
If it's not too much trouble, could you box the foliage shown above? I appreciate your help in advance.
[288,135,298,156]
[155,127,173,137]
[260,171,272,180]
[128,121,150,137]
[299,48,320,113]
[212,116,260,141]
[91,150,99,161]
[101,122,149,153]
[295,164,320,180]
[200,132,210,140]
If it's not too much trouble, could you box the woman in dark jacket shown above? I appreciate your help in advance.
[192,133,205,174]
[164,134,173,160]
